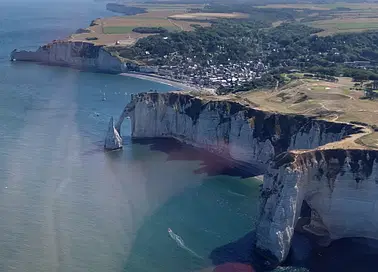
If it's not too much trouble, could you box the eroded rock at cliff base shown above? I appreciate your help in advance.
[104,117,122,151]
[255,149,378,265]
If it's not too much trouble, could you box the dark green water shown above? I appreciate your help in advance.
[0,1,266,271]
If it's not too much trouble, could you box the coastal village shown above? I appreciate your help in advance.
[59,1,378,92]
[134,54,377,91]
[143,57,268,90]
[132,47,376,90]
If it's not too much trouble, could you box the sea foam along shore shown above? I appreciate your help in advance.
[120,72,216,94]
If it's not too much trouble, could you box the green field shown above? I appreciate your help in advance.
[313,21,378,30]
[310,20,378,34]
[332,22,378,30]
[103,26,136,34]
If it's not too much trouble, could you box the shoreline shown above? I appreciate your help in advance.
[120,72,216,94]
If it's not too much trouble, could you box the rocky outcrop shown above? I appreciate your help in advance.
[104,117,122,150]
[114,92,378,268]
[256,149,378,265]
[118,92,360,168]
[11,41,123,73]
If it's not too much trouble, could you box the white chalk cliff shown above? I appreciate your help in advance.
[104,117,122,150]
[119,92,358,166]
[256,149,378,264]
[114,92,378,267]
[11,41,123,72]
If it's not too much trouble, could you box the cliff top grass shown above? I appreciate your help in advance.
[191,77,378,150]
[69,4,210,46]
[240,77,378,150]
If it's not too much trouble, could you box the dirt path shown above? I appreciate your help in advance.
[320,125,373,150]
[168,19,183,31]
[319,102,330,111]
[331,115,339,122]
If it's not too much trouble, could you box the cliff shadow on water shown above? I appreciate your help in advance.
[127,142,378,272]
[119,158,262,272]
[132,138,264,178]
[125,138,265,271]
[208,231,378,272]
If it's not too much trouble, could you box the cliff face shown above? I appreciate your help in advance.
[256,150,378,264]
[11,41,122,73]
[118,92,378,267]
[121,92,360,168]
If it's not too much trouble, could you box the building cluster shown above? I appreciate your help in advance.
[139,55,269,89]
[344,61,374,69]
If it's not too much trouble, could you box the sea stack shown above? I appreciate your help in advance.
[104,116,122,151]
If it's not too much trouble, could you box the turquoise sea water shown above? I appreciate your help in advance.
[0,1,265,271]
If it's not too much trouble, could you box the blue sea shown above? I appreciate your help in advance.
[0,1,266,271]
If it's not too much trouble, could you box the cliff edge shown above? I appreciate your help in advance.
[119,92,361,167]
[115,90,378,267]
[11,41,123,73]
[256,149,378,265]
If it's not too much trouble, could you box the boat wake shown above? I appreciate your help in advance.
[168,228,204,259]
[227,190,246,197]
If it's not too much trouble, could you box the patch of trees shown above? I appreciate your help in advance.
[130,20,378,64]
[132,27,168,34]
[343,68,378,81]
[305,32,378,61]
[130,22,325,64]
[265,23,323,47]
[72,43,100,58]
[106,3,147,15]
[131,20,267,62]
[90,19,99,26]
[76,28,91,34]
[308,66,335,74]
[264,27,378,77]
[121,18,378,92]
[302,73,338,82]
